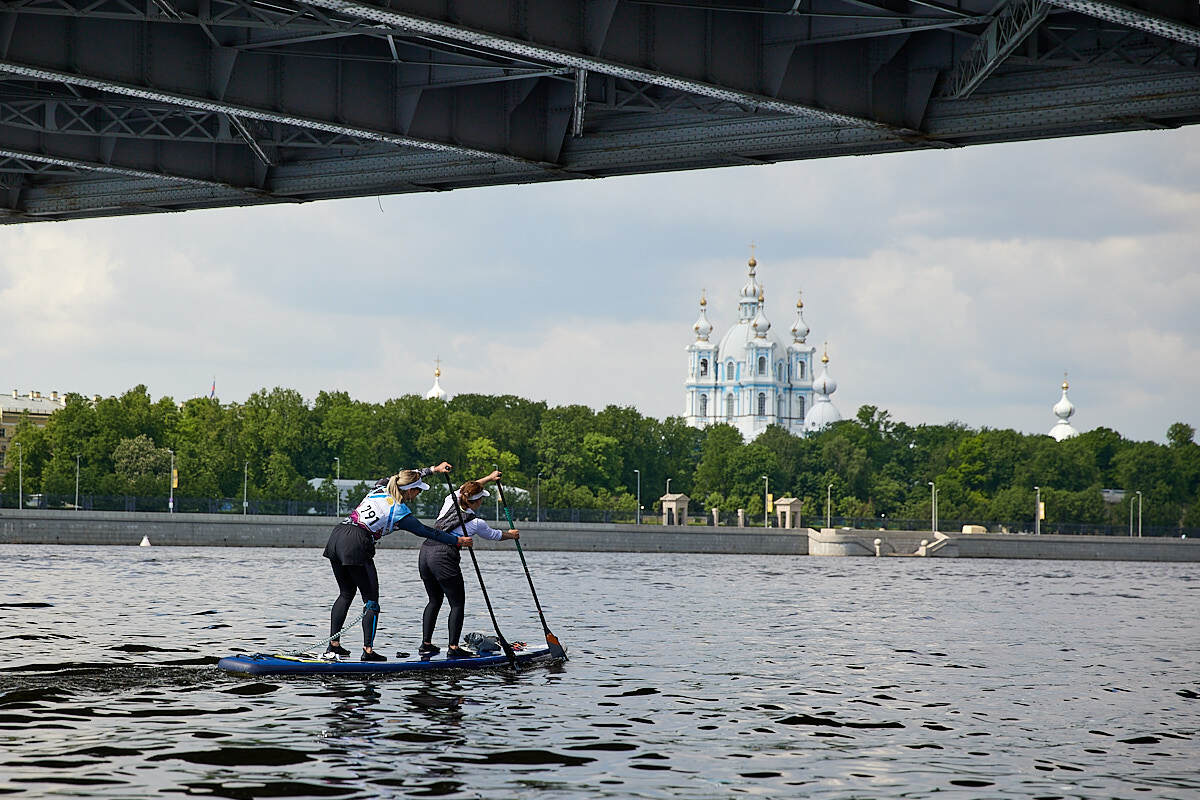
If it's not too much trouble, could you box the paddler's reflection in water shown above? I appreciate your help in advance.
[319,679,470,744]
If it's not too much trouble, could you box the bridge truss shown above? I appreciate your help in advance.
[1,0,1198,222]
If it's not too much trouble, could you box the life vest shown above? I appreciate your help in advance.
[433,500,477,533]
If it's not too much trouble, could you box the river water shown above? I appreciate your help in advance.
[0,545,1197,799]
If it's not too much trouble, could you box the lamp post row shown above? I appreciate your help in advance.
[633,469,639,526]
[3,450,1154,536]
[762,475,768,529]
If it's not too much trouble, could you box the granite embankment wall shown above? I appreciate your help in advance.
[0,510,808,555]
[3,511,1198,561]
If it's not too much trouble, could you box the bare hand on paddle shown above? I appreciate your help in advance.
[457,536,473,547]
[502,529,519,540]
[431,462,452,474]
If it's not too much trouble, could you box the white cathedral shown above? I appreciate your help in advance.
[685,253,842,439]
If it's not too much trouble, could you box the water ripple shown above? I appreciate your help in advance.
[0,546,1197,798]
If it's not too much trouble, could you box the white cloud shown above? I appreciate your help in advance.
[0,126,1197,442]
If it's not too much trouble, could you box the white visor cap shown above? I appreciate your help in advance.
[466,488,489,501]
[398,478,430,491]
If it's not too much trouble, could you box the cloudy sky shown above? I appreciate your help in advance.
[2,125,1197,443]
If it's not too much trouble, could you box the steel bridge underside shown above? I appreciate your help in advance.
[1,0,1198,223]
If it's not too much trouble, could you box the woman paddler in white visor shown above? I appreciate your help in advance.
[322,463,471,662]
[418,470,519,659]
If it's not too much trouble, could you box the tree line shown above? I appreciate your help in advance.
[3,386,1198,530]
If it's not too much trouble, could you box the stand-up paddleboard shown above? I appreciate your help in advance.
[218,645,561,676]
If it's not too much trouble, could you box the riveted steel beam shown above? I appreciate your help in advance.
[0,59,548,166]
[0,145,246,187]
[298,0,899,133]
[1048,0,1200,47]
[780,16,992,47]
[0,96,385,150]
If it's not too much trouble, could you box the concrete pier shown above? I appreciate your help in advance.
[808,527,1199,562]
[2,511,1197,561]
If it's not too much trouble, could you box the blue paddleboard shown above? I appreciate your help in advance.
[218,646,560,676]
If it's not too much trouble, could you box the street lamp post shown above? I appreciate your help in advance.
[1034,486,1040,536]
[75,454,81,511]
[16,442,22,511]
[167,449,174,514]
[1137,490,1143,538]
[762,475,769,528]
[633,469,640,525]
[334,457,340,518]
[243,461,248,516]
[536,472,542,522]
[928,481,940,533]
[826,483,833,529]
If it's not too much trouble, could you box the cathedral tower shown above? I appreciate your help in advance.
[685,253,839,439]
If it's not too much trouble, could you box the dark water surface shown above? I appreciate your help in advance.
[0,545,1197,798]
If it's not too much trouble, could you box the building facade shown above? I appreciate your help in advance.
[684,255,841,440]
[0,390,67,479]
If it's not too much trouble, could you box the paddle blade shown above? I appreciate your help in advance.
[545,631,568,661]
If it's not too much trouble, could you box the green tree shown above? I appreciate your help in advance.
[1168,422,1196,448]
[112,434,172,495]
[692,424,743,498]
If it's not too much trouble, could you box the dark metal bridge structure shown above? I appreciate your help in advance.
[1,0,1198,223]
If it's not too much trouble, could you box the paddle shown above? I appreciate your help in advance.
[496,480,567,661]
[443,472,517,668]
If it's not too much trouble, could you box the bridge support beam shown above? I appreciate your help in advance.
[298,0,896,133]
[1048,0,1200,47]
[0,59,541,167]
[946,0,1050,99]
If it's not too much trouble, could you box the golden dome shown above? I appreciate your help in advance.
[821,343,829,364]
[796,291,804,309]
[700,290,707,307]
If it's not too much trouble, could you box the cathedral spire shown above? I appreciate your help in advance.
[424,358,447,400]
[738,249,762,322]
[693,290,713,342]
[813,343,837,396]
[1049,371,1079,441]
[805,343,843,431]
[790,290,809,343]
[752,284,771,338]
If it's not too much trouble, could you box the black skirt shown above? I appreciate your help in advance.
[419,539,462,583]
[323,522,375,566]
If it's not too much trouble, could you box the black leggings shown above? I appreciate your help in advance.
[330,561,380,648]
[420,565,467,647]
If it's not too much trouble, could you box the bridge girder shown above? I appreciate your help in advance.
[0,0,1198,222]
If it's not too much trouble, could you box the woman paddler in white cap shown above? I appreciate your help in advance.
[322,463,472,662]
[418,469,519,659]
